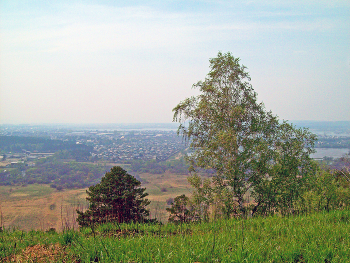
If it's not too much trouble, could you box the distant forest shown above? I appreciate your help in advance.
[0,136,92,160]
[0,157,108,189]
[0,151,190,189]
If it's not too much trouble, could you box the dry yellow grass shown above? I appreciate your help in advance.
[0,172,191,230]
[139,172,191,221]
[0,184,87,231]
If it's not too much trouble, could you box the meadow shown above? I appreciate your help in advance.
[0,184,87,231]
[0,171,191,231]
[1,209,349,262]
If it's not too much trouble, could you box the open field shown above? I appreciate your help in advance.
[0,184,87,231]
[0,172,191,231]
[139,172,192,222]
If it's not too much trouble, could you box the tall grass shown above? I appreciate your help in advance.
[1,210,349,262]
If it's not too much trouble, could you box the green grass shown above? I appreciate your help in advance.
[1,210,350,262]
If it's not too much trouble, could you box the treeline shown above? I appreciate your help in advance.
[0,157,109,189]
[165,159,350,225]
[127,157,216,175]
[330,156,350,170]
[53,150,97,162]
[128,158,190,174]
[0,136,92,157]
[0,154,192,189]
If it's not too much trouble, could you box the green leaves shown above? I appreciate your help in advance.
[77,166,150,227]
[166,194,198,224]
[173,51,317,218]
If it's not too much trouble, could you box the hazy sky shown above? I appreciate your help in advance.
[1,0,349,124]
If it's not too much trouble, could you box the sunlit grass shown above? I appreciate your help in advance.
[1,210,349,262]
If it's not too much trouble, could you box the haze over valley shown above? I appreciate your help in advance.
[1,1,350,261]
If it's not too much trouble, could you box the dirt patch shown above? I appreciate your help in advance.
[10,193,29,197]
[5,243,77,262]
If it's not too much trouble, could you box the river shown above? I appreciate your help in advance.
[311,148,349,159]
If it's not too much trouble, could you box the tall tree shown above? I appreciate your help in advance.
[251,122,317,216]
[173,51,316,217]
[77,166,150,227]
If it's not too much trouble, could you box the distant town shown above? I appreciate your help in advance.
[0,124,191,188]
[1,122,349,165]
[0,124,186,163]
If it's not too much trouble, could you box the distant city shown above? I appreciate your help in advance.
[1,121,349,163]
[0,121,349,189]
[0,123,184,162]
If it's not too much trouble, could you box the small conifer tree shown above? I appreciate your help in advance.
[77,166,150,227]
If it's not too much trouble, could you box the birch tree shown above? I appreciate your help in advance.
[173,52,316,217]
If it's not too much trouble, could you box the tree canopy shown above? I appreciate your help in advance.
[77,166,150,227]
[173,51,316,217]
[166,194,197,224]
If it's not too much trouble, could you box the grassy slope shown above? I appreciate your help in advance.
[1,210,349,262]
[0,172,191,230]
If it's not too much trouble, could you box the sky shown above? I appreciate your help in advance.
[1,0,349,124]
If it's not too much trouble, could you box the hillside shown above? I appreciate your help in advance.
[1,210,349,262]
